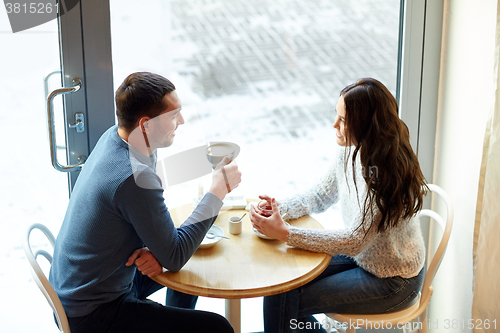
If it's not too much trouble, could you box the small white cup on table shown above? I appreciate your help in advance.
[228,216,243,235]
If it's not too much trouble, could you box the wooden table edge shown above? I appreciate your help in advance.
[152,253,332,299]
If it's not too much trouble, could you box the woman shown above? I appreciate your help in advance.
[250,78,428,333]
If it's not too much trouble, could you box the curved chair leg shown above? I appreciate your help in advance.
[419,311,428,333]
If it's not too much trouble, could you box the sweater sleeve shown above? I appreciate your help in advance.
[278,163,340,220]
[287,207,381,257]
[114,174,222,272]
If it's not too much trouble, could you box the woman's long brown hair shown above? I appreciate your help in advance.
[341,78,428,233]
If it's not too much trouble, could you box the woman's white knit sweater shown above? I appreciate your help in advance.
[280,147,425,278]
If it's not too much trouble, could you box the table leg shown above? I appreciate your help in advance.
[225,299,241,333]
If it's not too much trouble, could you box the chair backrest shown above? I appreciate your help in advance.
[24,223,70,333]
[416,184,454,309]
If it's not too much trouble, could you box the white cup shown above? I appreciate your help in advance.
[206,143,234,169]
[228,216,242,235]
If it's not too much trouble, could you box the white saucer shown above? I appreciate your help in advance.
[199,225,225,249]
[252,222,290,240]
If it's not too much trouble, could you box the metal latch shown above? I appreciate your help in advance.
[69,112,85,133]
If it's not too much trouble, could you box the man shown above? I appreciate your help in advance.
[49,72,240,333]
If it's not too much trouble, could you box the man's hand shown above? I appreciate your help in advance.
[209,155,242,200]
[126,247,163,278]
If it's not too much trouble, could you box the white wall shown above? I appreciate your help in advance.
[430,1,497,331]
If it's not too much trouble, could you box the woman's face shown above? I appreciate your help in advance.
[333,95,348,146]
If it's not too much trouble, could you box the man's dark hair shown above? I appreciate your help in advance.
[115,72,176,131]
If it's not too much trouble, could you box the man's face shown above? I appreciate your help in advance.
[145,91,184,149]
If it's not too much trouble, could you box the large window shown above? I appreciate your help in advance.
[110,0,401,211]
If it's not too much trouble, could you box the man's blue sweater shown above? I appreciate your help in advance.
[49,125,222,317]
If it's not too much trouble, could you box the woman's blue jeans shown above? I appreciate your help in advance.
[263,255,425,333]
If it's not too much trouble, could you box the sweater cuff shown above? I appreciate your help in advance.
[286,226,302,246]
[180,192,223,227]
[195,192,224,220]
[278,200,289,218]
[201,191,224,208]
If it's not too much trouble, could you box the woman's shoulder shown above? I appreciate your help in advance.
[334,146,347,166]
[333,146,360,175]
[335,146,357,162]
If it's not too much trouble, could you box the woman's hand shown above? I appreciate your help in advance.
[250,197,290,242]
[258,194,273,203]
[126,247,163,278]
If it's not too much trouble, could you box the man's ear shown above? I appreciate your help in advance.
[138,117,151,133]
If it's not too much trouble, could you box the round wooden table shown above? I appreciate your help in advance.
[152,201,331,333]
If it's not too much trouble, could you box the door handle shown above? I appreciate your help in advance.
[46,77,85,172]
